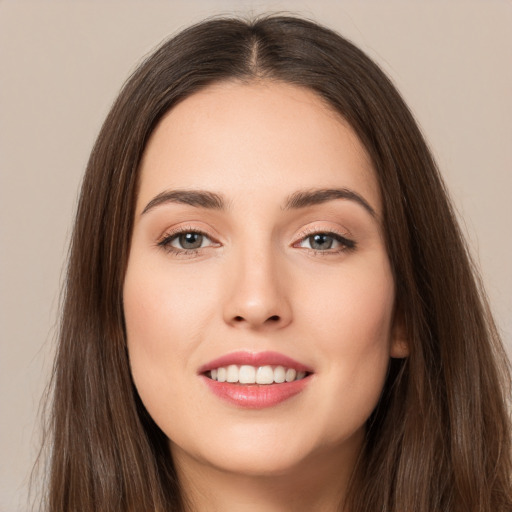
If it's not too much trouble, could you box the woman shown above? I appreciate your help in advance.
[42,15,511,511]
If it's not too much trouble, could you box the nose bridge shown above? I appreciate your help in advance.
[223,234,291,329]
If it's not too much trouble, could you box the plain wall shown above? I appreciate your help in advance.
[1,1,511,510]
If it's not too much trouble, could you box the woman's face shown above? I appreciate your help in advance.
[124,81,407,478]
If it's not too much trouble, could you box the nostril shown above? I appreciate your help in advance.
[232,314,280,323]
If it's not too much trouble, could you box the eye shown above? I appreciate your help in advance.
[158,229,217,253]
[297,232,355,252]
[171,232,209,250]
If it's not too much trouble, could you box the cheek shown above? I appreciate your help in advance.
[294,258,395,432]
[297,256,395,350]
[122,260,218,421]
[124,258,220,350]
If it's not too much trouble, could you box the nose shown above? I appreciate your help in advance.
[222,245,292,331]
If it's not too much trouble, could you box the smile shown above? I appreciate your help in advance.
[207,365,307,384]
[199,351,313,408]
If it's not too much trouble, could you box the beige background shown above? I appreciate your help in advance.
[1,1,511,510]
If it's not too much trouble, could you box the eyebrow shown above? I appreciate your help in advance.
[284,188,376,217]
[141,187,376,217]
[141,189,226,215]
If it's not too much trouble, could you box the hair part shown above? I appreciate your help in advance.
[40,14,511,512]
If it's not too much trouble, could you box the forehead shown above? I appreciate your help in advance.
[137,81,380,215]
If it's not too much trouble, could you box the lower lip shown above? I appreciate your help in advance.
[201,375,311,409]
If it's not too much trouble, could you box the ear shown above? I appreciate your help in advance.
[390,305,409,359]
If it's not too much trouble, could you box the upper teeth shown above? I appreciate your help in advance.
[209,365,307,385]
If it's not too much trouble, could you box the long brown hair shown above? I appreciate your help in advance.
[41,15,511,511]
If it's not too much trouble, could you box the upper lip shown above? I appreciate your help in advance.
[198,351,313,374]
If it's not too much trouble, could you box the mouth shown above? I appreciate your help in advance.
[206,365,309,384]
[199,351,313,408]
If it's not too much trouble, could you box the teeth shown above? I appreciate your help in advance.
[274,366,286,383]
[285,368,297,382]
[226,364,238,383]
[239,365,256,384]
[208,365,308,384]
[256,365,274,384]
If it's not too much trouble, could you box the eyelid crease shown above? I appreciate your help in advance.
[293,225,353,240]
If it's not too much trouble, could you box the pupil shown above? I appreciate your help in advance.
[180,233,203,249]
[311,234,333,250]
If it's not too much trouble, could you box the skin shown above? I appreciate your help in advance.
[124,81,408,511]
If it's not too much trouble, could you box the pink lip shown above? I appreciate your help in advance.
[198,351,313,409]
[198,350,313,374]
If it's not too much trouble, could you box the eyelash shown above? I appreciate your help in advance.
[293,228,356,255]
[157,227,356,257]
[157,226,218,256]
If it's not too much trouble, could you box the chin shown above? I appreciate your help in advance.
[225,447,308,477]
[170,421,362,481]
[200,450,312,479]
[170,425,314,476]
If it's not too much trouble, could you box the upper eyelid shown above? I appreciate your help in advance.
[293,225,352,241]
[165,230,213,243]
[158,224,218,241]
